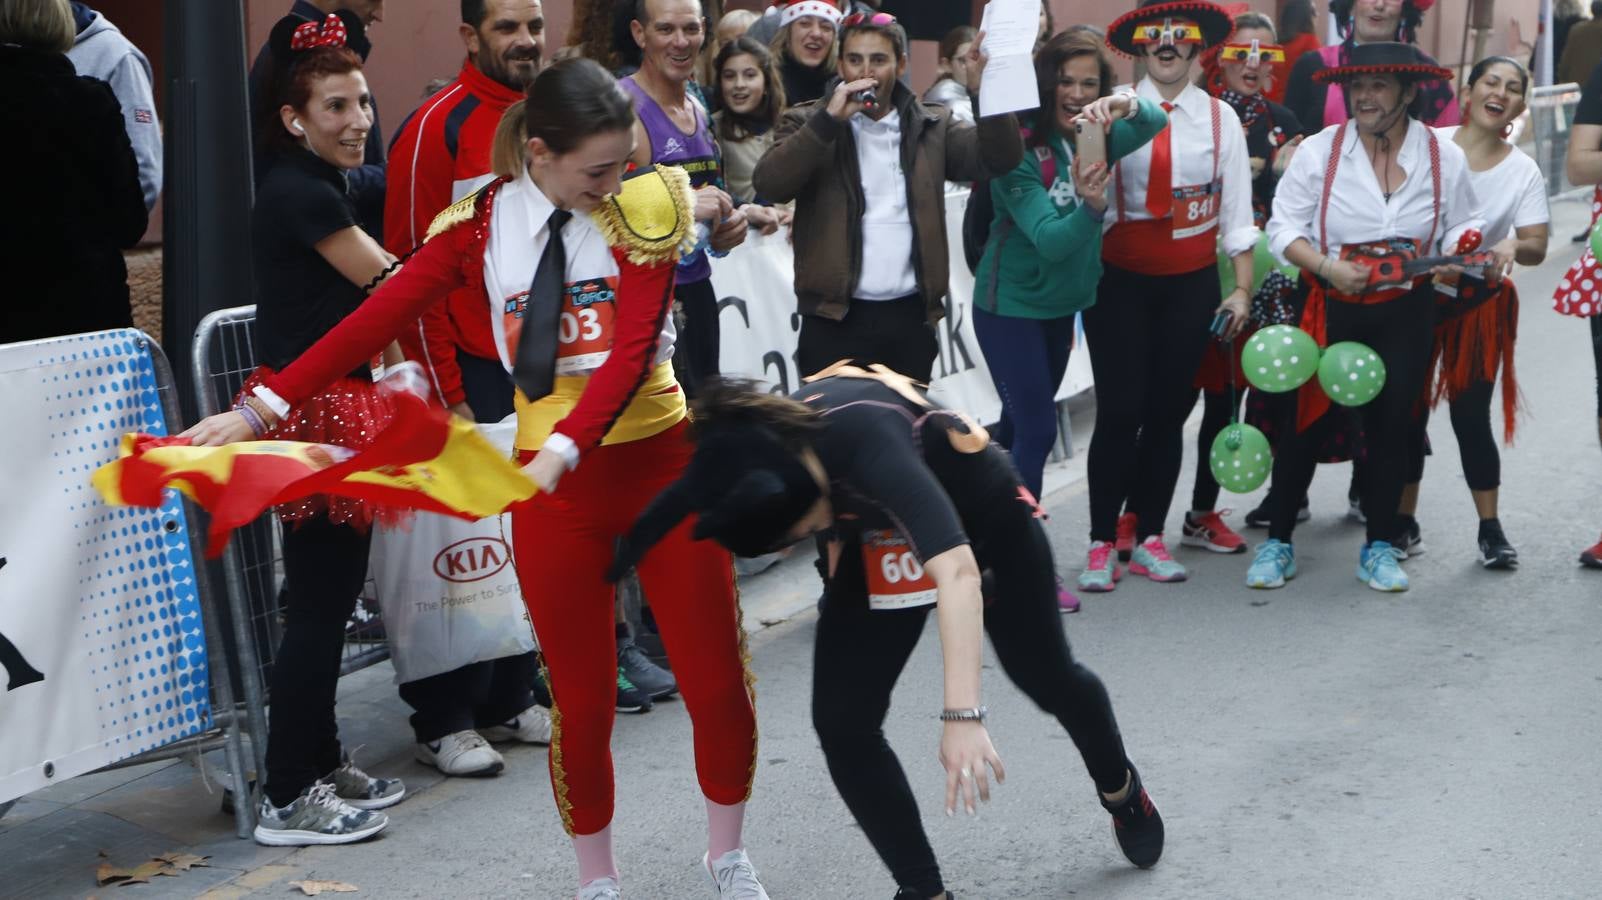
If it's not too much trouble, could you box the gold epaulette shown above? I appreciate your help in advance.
[590,165,697,266]
[424,182,494,242]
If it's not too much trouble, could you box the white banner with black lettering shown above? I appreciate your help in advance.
[0,331,211,804]
[710,189,1092,418]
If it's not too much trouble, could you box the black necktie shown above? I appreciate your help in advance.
[512,208,573,401]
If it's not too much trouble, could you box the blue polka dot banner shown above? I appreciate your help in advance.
[0,330,211,805]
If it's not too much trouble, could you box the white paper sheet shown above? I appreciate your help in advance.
[977,0,1040,116]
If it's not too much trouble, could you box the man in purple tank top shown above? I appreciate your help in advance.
[627,0,748,399]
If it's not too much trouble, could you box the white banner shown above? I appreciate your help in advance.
[0,331,211,804]
[710,189,1093,422]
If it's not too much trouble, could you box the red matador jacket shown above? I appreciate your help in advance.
[258,165,697,457]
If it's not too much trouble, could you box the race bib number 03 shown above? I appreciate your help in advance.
[861,529,938,611]
[556,278,617,374]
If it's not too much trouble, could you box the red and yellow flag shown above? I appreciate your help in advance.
[92,394,536,555]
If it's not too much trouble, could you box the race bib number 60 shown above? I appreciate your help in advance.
[862,529,938,611]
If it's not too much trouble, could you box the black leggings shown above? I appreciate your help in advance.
[1083,263,1218,541]
[811,450,1129,897]
[1270,288,1435,544]
[1592,314,1602,418]
[265,515,370,807]
[1405,379,1500,492]
[796,294,939,383]
[1192,387,1244,513]
[671,276,721,399]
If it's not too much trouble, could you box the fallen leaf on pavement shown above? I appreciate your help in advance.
[95,859,177,886]
[155,853,211,872]
[288,881,359,896]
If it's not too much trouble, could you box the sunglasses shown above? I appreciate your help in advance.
[1132,18,1203,46]
[842,11,897,27]
[1220,40,1287,65]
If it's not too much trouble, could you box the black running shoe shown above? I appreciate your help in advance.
[1478,519,1518,569]
[615,668,653,714]
[893,890,954,899]
[1244,495,1309,529]
[1101,764,1164,869]
[1393,514,1425,559]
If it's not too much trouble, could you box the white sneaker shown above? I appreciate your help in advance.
[479,704,553,745]
[705,849,770,899]
[415,730,504,777]
[577,877,621,900]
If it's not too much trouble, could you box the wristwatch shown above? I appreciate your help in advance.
[939,706,987,723]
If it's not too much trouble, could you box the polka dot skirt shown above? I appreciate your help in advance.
[1553,186,1602,318]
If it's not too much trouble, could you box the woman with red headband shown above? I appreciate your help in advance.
[1285,0,1458,135]
[1252,42,1487,593]
[184,59,768,900]
[1077,0,1257,593]
[1184,11,1305,555]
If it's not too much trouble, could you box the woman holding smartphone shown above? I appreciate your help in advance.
[973,29,1166,611]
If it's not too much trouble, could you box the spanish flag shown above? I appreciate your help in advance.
[92,394,536,555]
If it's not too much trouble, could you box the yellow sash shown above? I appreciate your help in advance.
[513,361,685,452]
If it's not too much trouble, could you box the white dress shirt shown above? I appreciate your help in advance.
[1108,77,1259,258]
[1269,119,1486,262]
[850,109,920,300]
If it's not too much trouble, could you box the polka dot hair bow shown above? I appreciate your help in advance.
[291,13,348,51]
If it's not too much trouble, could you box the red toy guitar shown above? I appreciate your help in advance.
[1338,231,1494,293]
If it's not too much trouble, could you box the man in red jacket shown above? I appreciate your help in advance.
[387,0,545,423]
[381,0,557,780]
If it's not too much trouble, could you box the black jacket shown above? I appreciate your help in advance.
[0,45,147,343]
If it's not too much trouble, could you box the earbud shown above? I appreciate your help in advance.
[292,118,305,136]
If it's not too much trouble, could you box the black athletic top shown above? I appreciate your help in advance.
[796,370,1025,565]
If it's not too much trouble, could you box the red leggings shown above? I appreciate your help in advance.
[513,421,757,836]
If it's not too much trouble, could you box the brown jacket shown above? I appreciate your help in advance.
[752,83,1023,323]
[1560,18,1602,86]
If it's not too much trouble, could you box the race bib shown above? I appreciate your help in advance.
[1172,180,1221,240]
[861,529,938,611]
[501,276,619,377]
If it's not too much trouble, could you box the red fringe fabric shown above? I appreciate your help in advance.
[1429,281,1521,444]
[238,369,404,529]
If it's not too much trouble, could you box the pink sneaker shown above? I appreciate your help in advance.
[1115,513,1138,562]
[1128,535,1189,583]
[1056,577,1081,613]
[1076,541,1119,593]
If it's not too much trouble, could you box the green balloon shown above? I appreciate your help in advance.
[1318,341,1387,407]
[1219,234,1299,299]
[1591,218,1602,259]
[1209,423,1272,493]
[1241,325,1321,393]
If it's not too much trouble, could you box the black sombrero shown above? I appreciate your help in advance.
[1311,41,1453,85]
[1107,1,1234,57]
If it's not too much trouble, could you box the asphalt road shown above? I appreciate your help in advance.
[211,200,1602,900]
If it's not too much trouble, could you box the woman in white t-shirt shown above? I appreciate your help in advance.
[1400,56,1548,569]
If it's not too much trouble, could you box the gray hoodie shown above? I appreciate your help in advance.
[67,5,161,211]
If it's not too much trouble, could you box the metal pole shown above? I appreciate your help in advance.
[161,0,255,421]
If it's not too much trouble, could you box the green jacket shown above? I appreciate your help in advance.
[974,99,1167,320]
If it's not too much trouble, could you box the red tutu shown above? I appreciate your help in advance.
[238,369,402,529]
[1553,186,1602,318]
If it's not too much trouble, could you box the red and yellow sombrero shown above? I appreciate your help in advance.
[1311,41,1453,84]
[1107,0,1234,57]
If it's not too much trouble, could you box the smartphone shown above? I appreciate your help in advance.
[1209,310,1232,338]
[1074,119,1107,171]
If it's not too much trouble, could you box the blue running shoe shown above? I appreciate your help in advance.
[1245,539,1296,589]
[1357,541,1409,592]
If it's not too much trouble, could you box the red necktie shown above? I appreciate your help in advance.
[1146,102,1175,219]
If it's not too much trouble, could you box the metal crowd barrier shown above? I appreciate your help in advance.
[0,330,257,839]
[1530,82,1586,200]
[189,307,394,823]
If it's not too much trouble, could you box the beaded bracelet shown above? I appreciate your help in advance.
[233,401,267,438]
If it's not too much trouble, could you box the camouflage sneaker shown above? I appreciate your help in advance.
[320,751,406,810]
[252,782,388,846]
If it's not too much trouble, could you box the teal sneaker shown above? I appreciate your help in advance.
[1245,539,1296,589]
[1128,535,1188,583]
[1077,541,1120,593]
[1357,541,1409,592]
